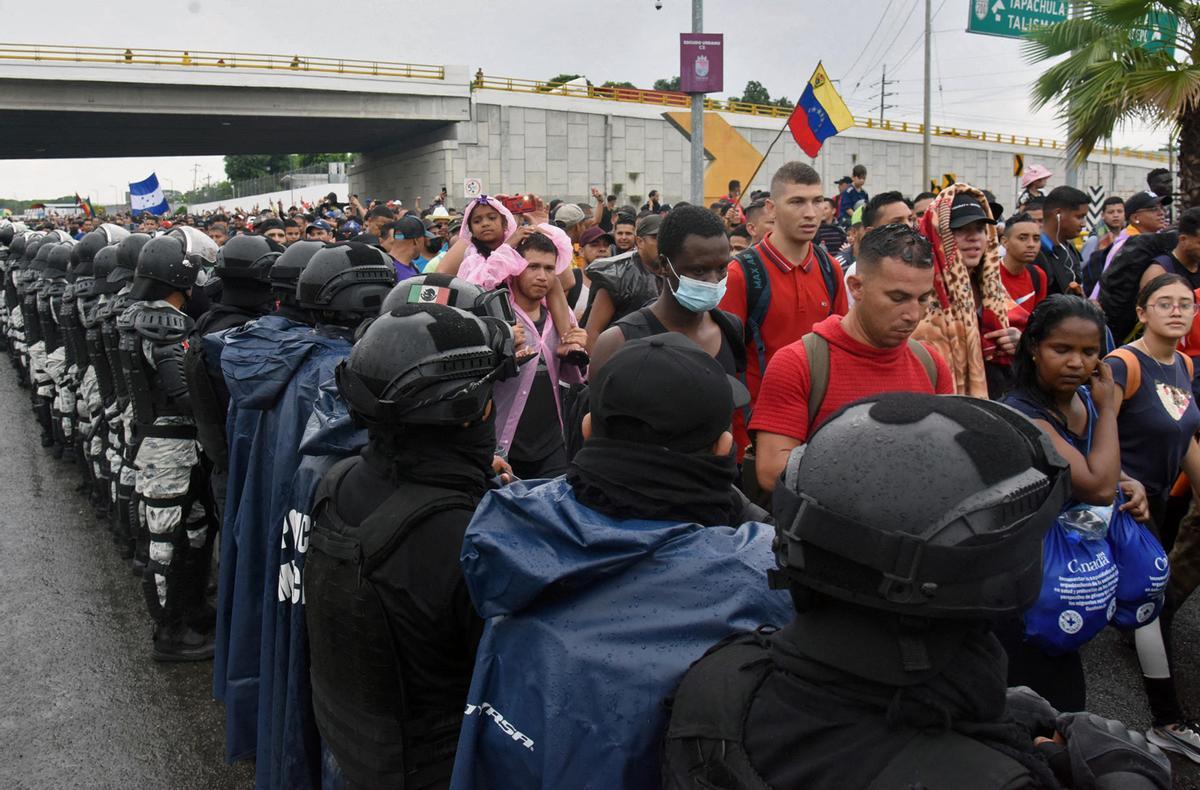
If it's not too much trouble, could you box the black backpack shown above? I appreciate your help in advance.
[1099,232,1180,343]
[306,459,477,789]
[736,244,839,392]
[662,631,1033,790]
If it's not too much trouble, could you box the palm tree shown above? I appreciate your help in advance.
[1024,0,1200,208]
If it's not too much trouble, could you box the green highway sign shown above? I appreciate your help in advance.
[966,0,1067,39]
[1134,10,1178,54]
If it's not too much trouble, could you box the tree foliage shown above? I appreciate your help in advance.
[1025,0,1200,205]
[653,76,681,92]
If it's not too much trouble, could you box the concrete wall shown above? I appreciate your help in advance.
[352,89,1165,211]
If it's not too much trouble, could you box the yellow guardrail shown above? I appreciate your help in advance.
[0,43,444,80]
[475,73,1168,163]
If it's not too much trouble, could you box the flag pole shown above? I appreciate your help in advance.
[738,116,793,208]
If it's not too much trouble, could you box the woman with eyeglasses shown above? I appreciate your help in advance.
[1105,272,1200,762]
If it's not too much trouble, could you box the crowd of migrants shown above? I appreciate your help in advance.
[7,158,1200,789]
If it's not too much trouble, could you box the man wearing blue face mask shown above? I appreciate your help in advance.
[590,205,746,379]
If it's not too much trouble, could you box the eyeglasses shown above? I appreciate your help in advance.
[1148,299,1198,315]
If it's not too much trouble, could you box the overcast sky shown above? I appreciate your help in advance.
[0,0,1174,200]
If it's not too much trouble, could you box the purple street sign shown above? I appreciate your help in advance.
[679,33,723,94]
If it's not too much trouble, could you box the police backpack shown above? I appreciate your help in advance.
[663,631,1034,790]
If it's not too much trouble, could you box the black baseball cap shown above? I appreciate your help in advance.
[1125,190,1172,216]
[588,334,750,453]
[949,193,997,230]
[389,215,435,240]
[836,176,853,185]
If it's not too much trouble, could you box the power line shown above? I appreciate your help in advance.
[855,0,920,87]
[842,1,895,87]
[892,0,949,71]
[848,0,916,95]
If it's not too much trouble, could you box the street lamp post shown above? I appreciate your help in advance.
[689,0,704,205]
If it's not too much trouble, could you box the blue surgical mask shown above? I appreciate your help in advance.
[667,258,727,313]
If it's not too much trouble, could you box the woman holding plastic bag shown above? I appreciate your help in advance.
[1106,272,1200,762]
[1000,295,1148,712]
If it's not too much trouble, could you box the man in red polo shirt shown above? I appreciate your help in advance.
[750,223,953,492]
[719,162,849,455]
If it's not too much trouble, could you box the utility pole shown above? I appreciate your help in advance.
[191,163,202,192]
[689,0,704,205]
[873,63,897,124]
[922,0,932,190]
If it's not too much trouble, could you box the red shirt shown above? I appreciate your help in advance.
[720,234,849,449]
[999,264,1046,316]
[750,315,954,442]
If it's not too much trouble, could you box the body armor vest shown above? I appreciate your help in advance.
[306,458,476,790]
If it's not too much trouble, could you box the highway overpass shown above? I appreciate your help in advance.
[0,44,1170,207]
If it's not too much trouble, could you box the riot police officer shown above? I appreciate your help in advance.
[194,232,280,334]
[304,301,516,790]
[119,228,219,660]
[184,231,282,520]
[35,238,72,458]
[5,231,31,386]
[71,226,131,523]
[103,233,151,565]
[214,241,396,770]
[663,393,1172,790]
[267,239,323,325]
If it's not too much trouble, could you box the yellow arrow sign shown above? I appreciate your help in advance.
[663,111,763,206]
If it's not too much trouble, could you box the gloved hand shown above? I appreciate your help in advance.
[1056,712,1171,790]
[1005,686,1059,737]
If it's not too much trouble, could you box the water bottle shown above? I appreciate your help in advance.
[1059,503,1113,541]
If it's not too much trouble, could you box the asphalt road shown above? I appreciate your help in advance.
[0,367,252,790]
[1,352,1200,789]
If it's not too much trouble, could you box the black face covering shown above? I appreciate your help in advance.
[365,416,496,497]
[567,437,739,526]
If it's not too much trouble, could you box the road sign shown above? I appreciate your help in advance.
[930,173,957,193]
[463,178,483,199]
[1086,185,1106,232]
[1013,154,1024,178]
[966,0,1067,40]
[679,33,723,94]
[1134,11,1177,53]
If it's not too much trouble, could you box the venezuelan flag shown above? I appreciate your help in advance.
[788,63,854,158]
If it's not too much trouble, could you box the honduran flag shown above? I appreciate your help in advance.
[129,172,170,216]
[787,63,854,158]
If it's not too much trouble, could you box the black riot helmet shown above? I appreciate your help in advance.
[772,393,1067,621]
[296,243,396,322]
[270,240,324,300]
[32,240,58,272]
[90,246,122,294]
[336,304,516,428]
[25,235,49,268]
[45,244,74,279]
[380,272,515,323]
[0,222,13,246]
[76,223,131,265]
[68,244,84,280]
[8,232,28,263]
[215,234,283,282]
[117,232,152,272]
[130,235,201,300]
[770,394,1068,685]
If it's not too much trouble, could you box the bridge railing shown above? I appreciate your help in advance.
[474,72,1167,163]
[0,43,444,80]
